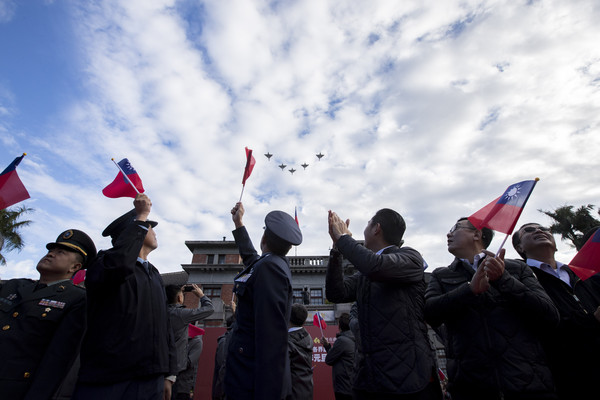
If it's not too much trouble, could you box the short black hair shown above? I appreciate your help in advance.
[165,284,182,304]
[263,229,293,256]
[371,208,406,246]
[338,313,350,332]
[458,217,494,249]
[290,303,308,327]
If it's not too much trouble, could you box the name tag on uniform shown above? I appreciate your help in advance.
[235,272,252,283]
[39,299,66,309]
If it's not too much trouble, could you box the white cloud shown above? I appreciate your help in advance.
[3,0,600,278]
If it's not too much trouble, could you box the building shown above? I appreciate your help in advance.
[181,238,355,327]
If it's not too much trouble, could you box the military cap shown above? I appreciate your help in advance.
[102,209,158,245]
[46,229,97,268]
[264,211,302,246]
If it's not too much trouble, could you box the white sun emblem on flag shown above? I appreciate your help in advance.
[504,184,521,201]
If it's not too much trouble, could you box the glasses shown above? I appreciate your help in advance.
[448,223,477,235]
[521,226,551,234]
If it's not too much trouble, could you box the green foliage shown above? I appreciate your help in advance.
[539,204,600,250]
[0,205,33,265]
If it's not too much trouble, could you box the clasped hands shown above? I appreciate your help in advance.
[328,210,351,244]
[470,249,506,294]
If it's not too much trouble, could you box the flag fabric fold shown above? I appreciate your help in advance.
[188,324,205,338]
[468,179,538,235]
[569,229,600,281]
[0,154,30,210]
[295,207,299,226]
[242,147,256,185]
[102,158,145,199]
[313,312,327,329]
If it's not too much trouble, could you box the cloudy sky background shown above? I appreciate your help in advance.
[1,0,599,279]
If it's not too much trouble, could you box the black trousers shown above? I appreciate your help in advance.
[353,380,443,400]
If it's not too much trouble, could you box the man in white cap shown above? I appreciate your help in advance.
[225,202,302,400]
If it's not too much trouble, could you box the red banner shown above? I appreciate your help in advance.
[194,325,339,400]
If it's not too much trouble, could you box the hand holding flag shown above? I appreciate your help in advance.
[0,153,30,210]
[102,158,145,198]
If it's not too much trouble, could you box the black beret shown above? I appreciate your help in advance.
[265,211,302,246]
[102,209,157,245]
[46,229,97,268]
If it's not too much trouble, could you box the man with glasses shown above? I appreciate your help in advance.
[512,223,600,400]
[425,218,559,400]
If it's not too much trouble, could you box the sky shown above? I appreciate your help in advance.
[1,0,600,280]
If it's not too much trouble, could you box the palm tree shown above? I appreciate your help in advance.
[0,205,33,265]
[539,204,600,250]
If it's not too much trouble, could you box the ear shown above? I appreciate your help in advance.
[70,263,83,274]
[373,222,382,236]
[473,229,483,242]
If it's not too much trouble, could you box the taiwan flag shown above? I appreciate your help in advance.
[313,312,327,329]
[569,228,600,281]
[0,154,30,210]
[468,179,538,235]
[188,324,206,338]
[102,158,145,198]
[242,147,256,185]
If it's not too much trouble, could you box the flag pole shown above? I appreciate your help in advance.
[239,184,245,202]
[495,234,509,258]
[111,158,140,194]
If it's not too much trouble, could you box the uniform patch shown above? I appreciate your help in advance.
[39,299,66,309]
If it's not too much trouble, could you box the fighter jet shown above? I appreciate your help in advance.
[279,163,287,170]
[316,152,325,160]
[289,168,296,175]
[301,163,309,170]
[264,152,273,160]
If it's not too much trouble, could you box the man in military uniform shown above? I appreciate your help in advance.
[225,202,302,400]
[72,193,177,400]
[0,229,96,400]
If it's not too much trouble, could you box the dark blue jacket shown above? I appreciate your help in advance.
[78,221,176,383]
[225,226,293,400]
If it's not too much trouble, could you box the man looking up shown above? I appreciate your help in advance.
[0,229,96,400]
[225,202,302,400]
[326,208,440,400]
[512,223,600,400]
[425,217,559,400]
[73,193,176,400]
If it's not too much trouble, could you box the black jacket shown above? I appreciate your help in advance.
[78,221,176,383]
[326,236,436,394]
[225,226,293,400]
[168,297,214,373]
[325,330,355,395]
[0,279,86,400]
[425,258,559,396]
[287,327,313,400]
[528,265,600,400]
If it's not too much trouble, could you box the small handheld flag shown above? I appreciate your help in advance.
[313,312,327,337]
[569,228,600,281]
[0,153,30,210]
[188,324,206,338]
[102,158,145,198]
[468,179,539,256]
[239,147,256,201]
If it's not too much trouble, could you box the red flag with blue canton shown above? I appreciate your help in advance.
[0,154,30,210]
[313,312,327,329]
[102,158,145,198]
[569,229,600,281]
[295,207,299,226]
[242,147,256,185]
[468,179,538,235]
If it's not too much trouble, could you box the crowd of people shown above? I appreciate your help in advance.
[1,193,599,400]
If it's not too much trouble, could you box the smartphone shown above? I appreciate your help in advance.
[183,285,194,292]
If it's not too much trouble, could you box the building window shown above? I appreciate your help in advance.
[203,287,222,300]
[310,288,324,305]
[293,289,303,304]
[218,255,226,264]
[206,255,214,264]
